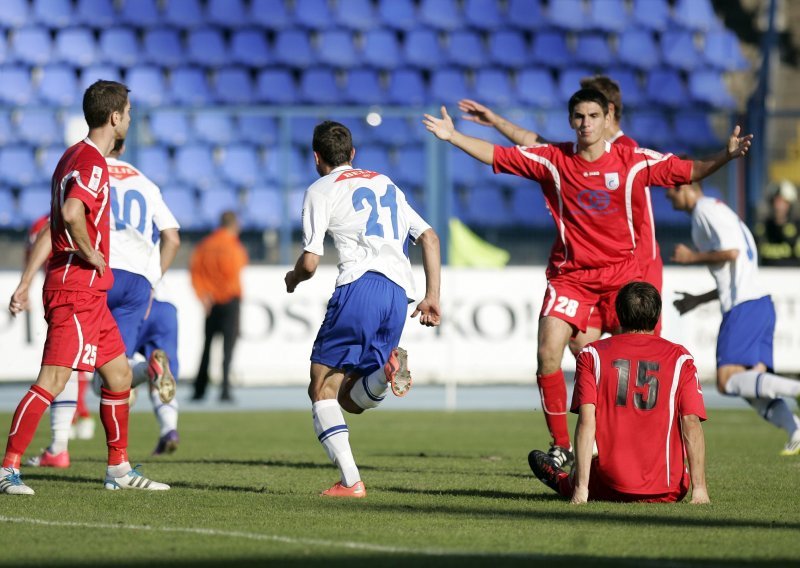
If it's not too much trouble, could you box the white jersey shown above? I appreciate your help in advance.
[302,165,431,299]
[106,157,180,286]
[691,196,765,313]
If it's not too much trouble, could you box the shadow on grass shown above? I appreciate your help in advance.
[383,485,549,501]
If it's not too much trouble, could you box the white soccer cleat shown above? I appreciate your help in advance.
[385,347,412,397]
[0,467,35,495]
[104,465,170,491]
[148,349,176,404]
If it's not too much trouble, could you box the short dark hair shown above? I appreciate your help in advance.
[580,75,622,121]
[616,281,661,332]
[312,121,353,168]
[220,210,238,228]
[83,80,130,129]
[568,88,609,117]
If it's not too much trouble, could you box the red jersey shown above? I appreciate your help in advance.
[571,333,707,495]
[493,142,691,276]
[43,138,114,293]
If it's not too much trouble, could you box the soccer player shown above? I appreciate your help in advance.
[284,121,441,498]
[423,88,752,469]
[667,181,800,455]
[529,281,710,504]
[0,80,169,494]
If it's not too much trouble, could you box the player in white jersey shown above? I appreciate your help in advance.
[667,181,800,455]
[285,121,441,498]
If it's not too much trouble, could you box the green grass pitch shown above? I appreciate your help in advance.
[0,408,798,567]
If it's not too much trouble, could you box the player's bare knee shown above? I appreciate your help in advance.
[338,392,364,414]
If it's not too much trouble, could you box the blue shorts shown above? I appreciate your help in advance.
[135,299,180,380]
[311,271,408,377]
[107,269,152,357]
[717,295,775,371]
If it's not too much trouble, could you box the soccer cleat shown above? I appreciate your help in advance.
[321,480,367,498]
[148,349,176,404]
[780,432,800,456]
[528,450,568,493]
[70,417,95,440]
[152,430,180,456]
[547,444,575,470]
[0,467,35,495]
[104,465,170,491]
[26,449,70,468]
[385,347,412,397]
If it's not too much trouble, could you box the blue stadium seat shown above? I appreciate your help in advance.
[170,66,212,106]
[0,189,18,228]
[673,0,718,32]
[0,34,6,64]
[162,0,204,29]
[474,69,514,107]
[557,68,592,102]
[394,146,425,187]
[99,28,141,68]
[631,0,669,32]
[317,31,359,68]
[137,145,172,187]
[18,187,52,224]
[464,0,503,31]
[256,68,298,105]
[0,67,34,106]
[644,68,687,108]
[127,66,168,107]
[605,67,645,108]
[75,0,115,28]
[17,110,61,146]
[294,0,334,29]
[509,186,551,228]
[539,111,575,142]
[450,148,480,186]
[531,30,574,69]
[430,68,472,104]
[574,34,613,67]
[689,69,736,108]
[274,30,314,68]
[119,0,160,27]
[207,0,248,27]
[505,0,544,31]
[387,68,427,106]
[54,27,97,67]
[447,31,485,68]
[516,67,558,108]
[193,111,234,145]
[334,0,377,31]
[588,0,628,32]
[80,64,121,91]
[38,145,64,181]
[628,113,673,149]
[288,188,305,225]
[378,0,417,31]
[199,188,241,226]
[673,111,720,148]
[344,68,385,105]
[487,30,528,69]
[219,144,260,187]
[162,186,201,229]
[650,188,688,226]
[149,110,190,146]
[250,0,292,30]
[11,26,52,66]
[175,144,217,190]
[704,29,749,71]
[404,29,445,70]
[244,186,282,229]
[32,0,73,28]
[419,0,462,32]
[364,116,417,146]
[362,30,401,69]
[237,114,278,147]
[463,187,509,228]
[187,28,228,67]
[0,112,12,146]
[39,64,79,107]
[617,29,660,70]
[143,28,185,68]
[354,146,391,173]
[263,145,311,184]
[0,0,29,28]
[0,147,38,187]
[299,68,343,104]
[661,30,702,71]
[549,0,588,31]
[214,67,254,105]
[230,29,272,68]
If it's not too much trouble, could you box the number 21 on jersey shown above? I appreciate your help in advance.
[352,184,399,239]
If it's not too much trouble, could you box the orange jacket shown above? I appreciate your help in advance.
[190,228,248,304]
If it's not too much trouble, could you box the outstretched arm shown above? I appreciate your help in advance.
[671,243,738,266]
[571,404,596,505]
[673,289,719,315]
[9,225,52,316]
[411,228,441,327]
[690,125,753,182]
[285,251,320,293]
[423,106,496,165]
[458,99,547,146]
[681,414,710,504]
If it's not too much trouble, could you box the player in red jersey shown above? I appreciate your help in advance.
[528,281,709,504]
[0,80,169,495]
[424,88,751,470]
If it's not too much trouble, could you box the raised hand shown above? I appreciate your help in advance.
[422,106,456,142]
[727,125,753,160]
[673,291,701,316]
[458,99,496,127]
[411,297,441,327]
[670,243,696,265]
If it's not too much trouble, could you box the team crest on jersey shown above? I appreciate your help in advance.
[604,172,620,190]
[88,165,103,190]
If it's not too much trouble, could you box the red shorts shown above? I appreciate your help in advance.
[557,459,689,503]
[541,257,643,334]
[639,254,663,336]
[41,289,126,372]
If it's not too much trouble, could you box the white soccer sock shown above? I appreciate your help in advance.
[725,370,800,399]
[150,387,179,436]
[49,373,78,454]
[130,359,150,388]
[107,461,132,477]
[349,369,389,410]
[745,397,800,436]
[312,399,360,487]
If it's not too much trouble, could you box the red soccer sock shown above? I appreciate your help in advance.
[537,369,571,449]
[100,388,130,466]
[3,385,55,468]
[76,372,91,419]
